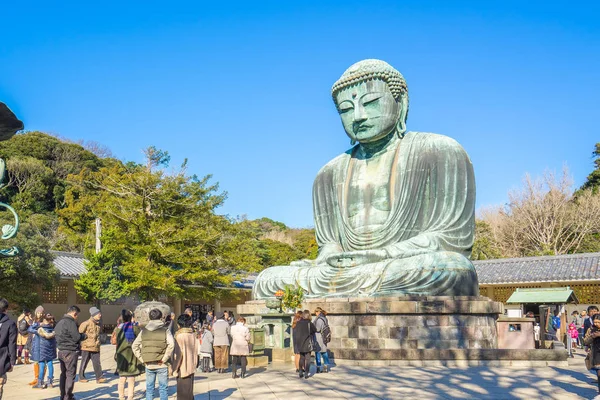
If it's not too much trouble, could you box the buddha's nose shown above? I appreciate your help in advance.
[353,106,367,123]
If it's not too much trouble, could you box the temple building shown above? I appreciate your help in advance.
[475,252,600,315]
[40,251,251,332]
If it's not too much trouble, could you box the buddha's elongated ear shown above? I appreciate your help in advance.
[396,94,408,138]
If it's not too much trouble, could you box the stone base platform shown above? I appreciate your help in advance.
[331,349,567,367]
[239,296,503,350]
[306,296,502,351]
[238,295,564,366]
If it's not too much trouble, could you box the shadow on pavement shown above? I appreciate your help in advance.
[317,365,597,400]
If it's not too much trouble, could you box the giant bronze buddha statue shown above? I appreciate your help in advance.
[253,59,479,299]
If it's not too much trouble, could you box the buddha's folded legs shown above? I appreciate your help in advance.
[377,251,479,297]
[252,251,479,299]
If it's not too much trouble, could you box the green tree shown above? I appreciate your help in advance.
[0,219,58,308]
[471,220,502,260]
[74,235,129,304]
[62,147,244,301]
[259,239,304,267]
[4,157,56,213]
[0,132,107,211]
[580,143,600,193]
[228,217,312,270]
[291,229,318,259]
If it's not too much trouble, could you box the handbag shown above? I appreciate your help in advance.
[110,328,118,346]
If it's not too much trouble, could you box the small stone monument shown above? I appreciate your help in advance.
[134,301,171,327]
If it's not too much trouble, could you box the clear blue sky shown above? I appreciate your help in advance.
[1,1,598,227]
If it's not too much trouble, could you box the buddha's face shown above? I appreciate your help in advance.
[336,79,400,144]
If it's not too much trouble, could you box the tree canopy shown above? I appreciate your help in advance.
[580,143,600,193]
[0,131,106,307]
[473,163,600,258]
[62,146,316,302]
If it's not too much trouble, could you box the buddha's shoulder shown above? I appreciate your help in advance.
[315,148,353,177]
[405,131,465,151]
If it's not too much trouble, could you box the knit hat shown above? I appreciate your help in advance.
[89,307,101,317]
[34,306,45,315]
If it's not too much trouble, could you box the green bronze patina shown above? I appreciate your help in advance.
[0,102,22,257]
[253,59,478,299]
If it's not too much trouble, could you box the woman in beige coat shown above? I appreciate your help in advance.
[172,314,198,400]
[230,317,251,379]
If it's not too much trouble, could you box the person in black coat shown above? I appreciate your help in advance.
[54,306,86,400]
[0,298,17,398]
[292,310,316,379]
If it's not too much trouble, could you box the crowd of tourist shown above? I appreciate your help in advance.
[0,298,334,399]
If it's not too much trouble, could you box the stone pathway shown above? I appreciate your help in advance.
[2,345,598,399]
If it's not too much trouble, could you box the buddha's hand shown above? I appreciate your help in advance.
[326,249,389,268]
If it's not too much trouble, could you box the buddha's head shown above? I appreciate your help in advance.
[332,59,408,145]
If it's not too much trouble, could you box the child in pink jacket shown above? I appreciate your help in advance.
[568,323,579,357]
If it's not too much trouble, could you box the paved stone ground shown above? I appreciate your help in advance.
[2,345,599,399]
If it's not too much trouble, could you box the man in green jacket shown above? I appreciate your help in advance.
[132,309,174,400]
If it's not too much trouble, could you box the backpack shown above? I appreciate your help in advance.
[318,316,331,344]
[110,328,118,345]
[18,318,29,335]
[552,315,561,330]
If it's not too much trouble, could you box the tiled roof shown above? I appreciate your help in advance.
[52,251,86,278]
[473,253,600,285]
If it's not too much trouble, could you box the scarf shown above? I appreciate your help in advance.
[122,322,136,343]
[175,327,193,338]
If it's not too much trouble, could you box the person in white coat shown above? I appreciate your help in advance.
[229,317,251,379]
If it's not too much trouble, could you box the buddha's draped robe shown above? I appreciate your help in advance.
[252,132,479,299]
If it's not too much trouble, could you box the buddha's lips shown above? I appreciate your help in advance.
[355,124,372,132]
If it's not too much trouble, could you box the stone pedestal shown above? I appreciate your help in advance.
[238,296,567,366]
[304,296,502,357]
[240,296,501,356]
